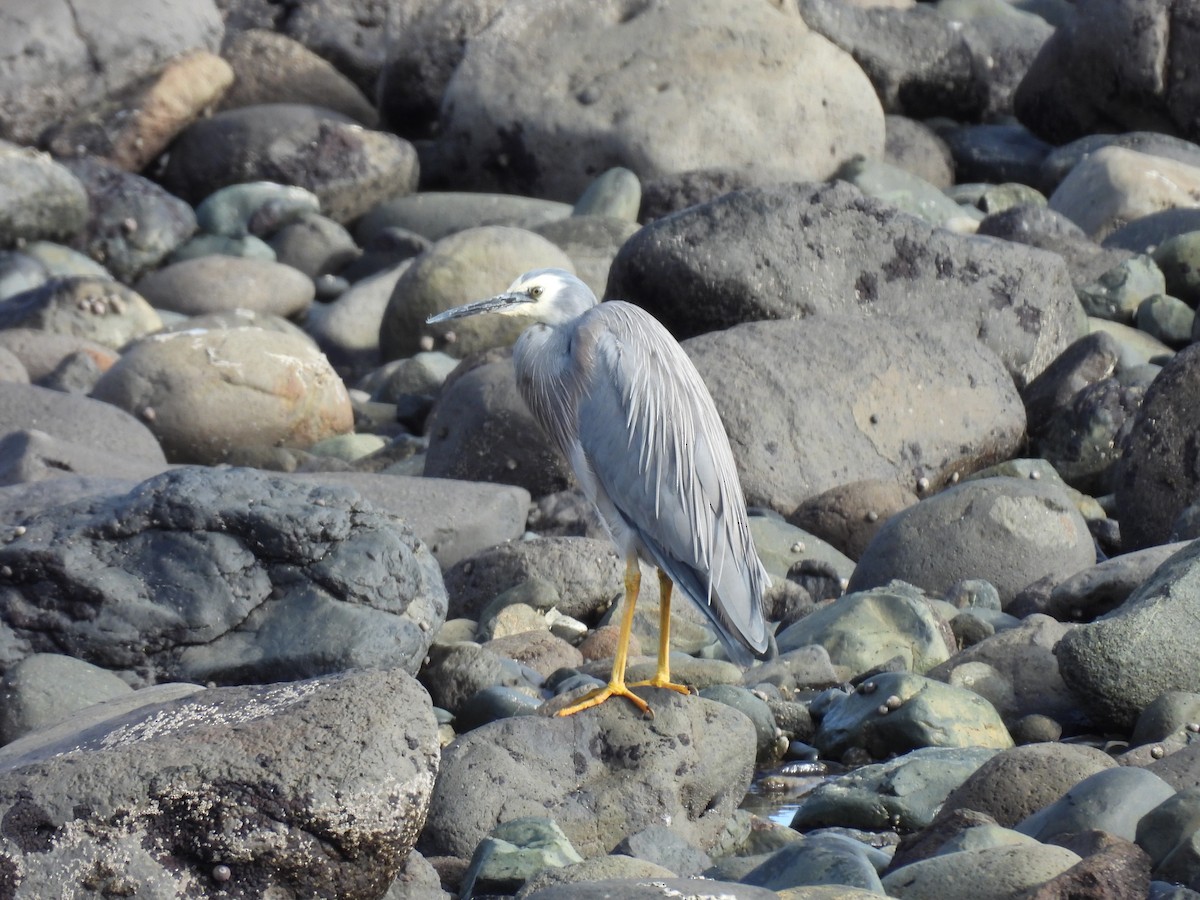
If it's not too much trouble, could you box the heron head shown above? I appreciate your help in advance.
[426,268,597,327]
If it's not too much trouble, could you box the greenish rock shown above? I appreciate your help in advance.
[791,746,998,831]
[169,233,277,263]
[382,225,574,361]
[517,856,678,896]
[1133,692,1200,746]
[749,516,856,584]
[0,276,161,350]
[572,167,641,221]
[454,685,543,732]
[1138,294,1195,346]
[698,684,779,763]
[1057,540,1200,728]
[1088,316,1174,367]
[935,824,1041,856]
[306,432,387,462]
[1152,230,1200,306]
[355,192,572,244]
[836,156,975,227]
[1076,255,1166,322]
[776,583,951,676]
[882,843,1081,899]
[813,672,1013,758]
[21,241,111,280]
[946,182,1047,215]
[742,832,885,893]
[196,181,321,238]
[944,579,1002,610]
[0,144,89,245]
[461,816,584,896]
[1017,766,1176,842]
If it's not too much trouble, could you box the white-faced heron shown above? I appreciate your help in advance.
[427,269,770,716]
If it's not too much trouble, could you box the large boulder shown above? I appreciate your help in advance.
[0,667,438,898]
[1115,343,1200,549]
[607,181,1084,388]
[420,689,756,858]
[0,467,447,685]
[0,0,223,145]
[431,0,884,201]
[685,314,1025,514]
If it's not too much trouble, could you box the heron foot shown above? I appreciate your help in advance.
[556,682,653,718]
[628,676,693,696]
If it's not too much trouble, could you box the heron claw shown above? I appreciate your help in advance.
[556,682,654,718]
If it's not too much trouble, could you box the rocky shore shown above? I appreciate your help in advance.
[2,0,1200,897]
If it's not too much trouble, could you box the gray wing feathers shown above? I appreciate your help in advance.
[574,303,769,659]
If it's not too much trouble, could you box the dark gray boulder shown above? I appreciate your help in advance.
[606,181,1082,388]
[0,466,446,684]
[0,666,438,899]
[1115,343,1200,550]
[420,689,756,859]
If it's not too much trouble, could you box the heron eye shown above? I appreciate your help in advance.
[529,285,543,298]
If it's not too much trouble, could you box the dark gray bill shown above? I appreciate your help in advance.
[426,292,529,324]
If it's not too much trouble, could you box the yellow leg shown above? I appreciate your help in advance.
[629,570,692,696]
[557,555,653,718]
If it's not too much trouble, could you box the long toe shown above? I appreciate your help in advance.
[628,677,693,696]
[556,682,653,718]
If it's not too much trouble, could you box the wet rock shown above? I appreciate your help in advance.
[848,477,1095,605]
[609,181,1082,388]
[91,327,352,465]
[420,689,756,858]
[813,672,1012,759]
[792,746,998,831]
[0,467,446,684]
[0,667,438,898]
[741,832,886,892]
[434,0,884,201]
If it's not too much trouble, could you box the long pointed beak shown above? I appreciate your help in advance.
[426,292,531,324]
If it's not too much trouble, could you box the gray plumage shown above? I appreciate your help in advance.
[428,268,769,664]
